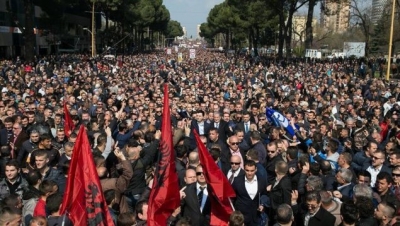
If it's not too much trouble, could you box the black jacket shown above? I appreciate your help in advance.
[231,174,268,226]
[269,175,292,210]
[181,183,211,226]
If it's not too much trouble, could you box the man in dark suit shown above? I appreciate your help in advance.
[0,117,14,146]
[295,191,336,226]
[265,141,283,185]
[181,165,211,226]
[209,147,230,175]
[190,110,211,138]
[235,111,252,144]
[332,168,354,199]
[210,112,232,142]
[207,128,229,164]
[231,160,268,226]
[226,155,245,184]
[10,122,29,159]
[175,145,188,188]
[250,131,267,165]
[268,161,292,211]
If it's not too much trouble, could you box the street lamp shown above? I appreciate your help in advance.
[84,1,97,57]
[83,28,92,35]
[386,0,396,80]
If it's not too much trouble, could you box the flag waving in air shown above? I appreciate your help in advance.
[265,107,298,136]
[193,129,236,226]
[60,125,114,226]
[63,101,74,138]
[147,84,180,226]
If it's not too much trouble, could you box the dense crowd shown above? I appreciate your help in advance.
[0,50,399,226]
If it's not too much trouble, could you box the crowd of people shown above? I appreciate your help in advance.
[0,49,399,226]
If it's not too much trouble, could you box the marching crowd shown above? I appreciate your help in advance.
[0,50,399,226]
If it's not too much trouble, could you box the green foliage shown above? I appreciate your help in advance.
[165,20,183,38]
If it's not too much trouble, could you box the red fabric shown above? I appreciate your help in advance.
[147,84,180,226]
[63,102,74,138]
[24,65,33,72]
[33,198,46,217]
[60,125,114,226]
[193,130,236,226]
[380,121,389,140]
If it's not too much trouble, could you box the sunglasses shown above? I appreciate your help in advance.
[393,173,400,177]
[230,142,240,145]
[230,162,240,165]
[267,151,276,154]
[196,172,204,176]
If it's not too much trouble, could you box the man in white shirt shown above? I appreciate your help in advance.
[231,160,268,225]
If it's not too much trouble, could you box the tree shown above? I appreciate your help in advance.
[6,0,38,61]
[305,0,318,49]
[165,20,183,39]
[349,0,374,56]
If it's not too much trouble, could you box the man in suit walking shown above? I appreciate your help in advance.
[227,155,245,184]
[231,160,268,226]
[210,112,232,142]
[181,165,211,226]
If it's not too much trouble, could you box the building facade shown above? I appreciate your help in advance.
[292,15,318,42]
[320,0,351,33]
[0,0,98,58]
[371,0,389,24]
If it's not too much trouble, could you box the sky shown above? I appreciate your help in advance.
[163,0,372,38]
[164,0,225,38]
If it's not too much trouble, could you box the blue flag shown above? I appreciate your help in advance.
[265,107,298,136]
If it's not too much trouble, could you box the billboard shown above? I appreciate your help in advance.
[343,42,365,57]
[305,49,321,58]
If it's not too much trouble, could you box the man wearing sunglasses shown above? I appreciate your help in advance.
[181,165,211,226]
[226,155,244,184]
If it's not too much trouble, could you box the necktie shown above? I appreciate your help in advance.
[245,123,249,133]
[198,186,205,209]
[229,170,236,183]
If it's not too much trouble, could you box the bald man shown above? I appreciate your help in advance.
[188,151,200,170]
[184,169,197,185]
[226,155,245,184]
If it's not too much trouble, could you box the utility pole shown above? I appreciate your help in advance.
[386,0,396,80]
[91,0,96,57]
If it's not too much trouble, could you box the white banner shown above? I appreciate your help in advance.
[189,49,195,59]
[343,42,365,57]
[166,48,172,55]
[305,49,321,58]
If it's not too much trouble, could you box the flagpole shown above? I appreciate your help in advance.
[61,211,67,226]
[386,0,396,80]
[228,198,235,211]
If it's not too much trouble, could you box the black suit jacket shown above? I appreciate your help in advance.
[235,121,252,144]
[269,175,292,210]
[0,128,10,146]
[305,206,336,226]
[210,120,232,142]
[176,158,187,188]
[226,168,245,184]
[181,183,211,226]
[231,174,268,226]
[190,121,211,137]
[13,131,29,159]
